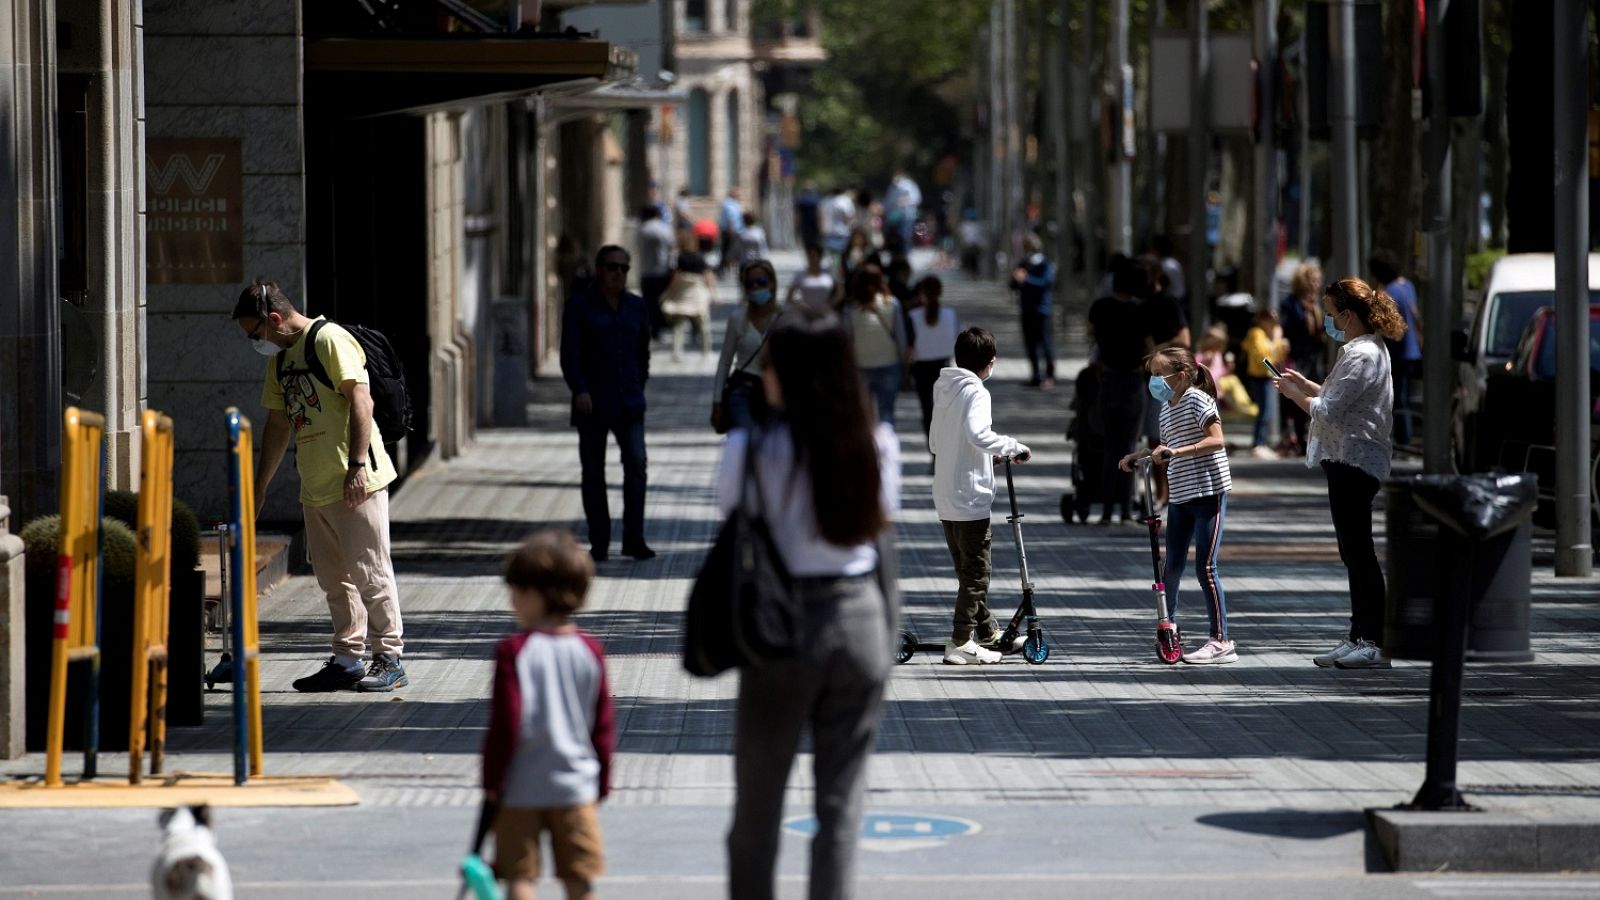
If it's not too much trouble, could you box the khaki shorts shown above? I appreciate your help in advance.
[494,803,605,882]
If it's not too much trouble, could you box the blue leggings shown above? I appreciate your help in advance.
[1165,493,1229,639]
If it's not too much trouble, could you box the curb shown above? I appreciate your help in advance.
[1368,807,1600,872]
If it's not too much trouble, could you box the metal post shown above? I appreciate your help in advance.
[986,6,1004,278]
[1110,0,1132,255]
[1253,0,1279,305]
[1004,0,1024,262]
[1052,1,1075,292]
[1329,0,1361,280]
[1187,0,1210,333]
[1422,0,1454,475]
[1553,0,1593,577]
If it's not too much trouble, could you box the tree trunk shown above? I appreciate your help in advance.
[1367,0,1418,271]
[1484,0,1509,248]
[1506,1,1555,253]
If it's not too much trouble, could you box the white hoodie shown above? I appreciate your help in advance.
[928,366,1027,522]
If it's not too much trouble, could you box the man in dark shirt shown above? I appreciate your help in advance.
[1010,234,1058,388]
[562,245,654,562]
[796,182,821,248]
[1087,257,1156,523]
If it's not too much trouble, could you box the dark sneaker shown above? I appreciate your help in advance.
[590,547,609,563]
[292,656,364,693]
[357,655,409,692]
[623,543,656,560]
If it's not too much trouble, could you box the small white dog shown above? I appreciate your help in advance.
[151,805,233,900]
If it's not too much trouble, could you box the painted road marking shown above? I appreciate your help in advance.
[784,813,981,853]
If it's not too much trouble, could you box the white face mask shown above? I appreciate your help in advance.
[252,338,279,357]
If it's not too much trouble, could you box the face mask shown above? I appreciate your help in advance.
[1148,374,1175,403]
[252,338,279,357]
[1323,313,1347,343]
[748,288,774,305]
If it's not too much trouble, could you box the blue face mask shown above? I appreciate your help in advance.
[1148,374,1175,403]
[748,288,774,305]
[1323,312,1347,343]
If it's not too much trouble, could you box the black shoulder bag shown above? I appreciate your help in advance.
[683,429,803,677]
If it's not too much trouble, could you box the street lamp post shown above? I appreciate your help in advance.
[1553,0,1593,577]
[1187,0,1210,334]
[1421,0,1453,475]
[1328,0,1361,281]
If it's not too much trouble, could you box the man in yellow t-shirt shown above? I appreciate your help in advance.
[232,280,408,694]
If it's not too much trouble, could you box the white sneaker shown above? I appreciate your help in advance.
[1250,445,1277,459]
[1312,639,1358,668]
[1182,638,1237,665]
[1333,639,1391,669]
[977,631,1028,653]
[943,640,1003,665]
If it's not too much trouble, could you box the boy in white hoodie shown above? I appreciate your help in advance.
[929,327,1032,665]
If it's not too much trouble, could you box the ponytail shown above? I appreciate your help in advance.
[1328,277,1407,341]
[916,275,944,327]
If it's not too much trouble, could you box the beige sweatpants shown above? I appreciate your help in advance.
[303,489,404,661]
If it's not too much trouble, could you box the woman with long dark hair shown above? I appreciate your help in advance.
[1275,277,1407,670]
[841,266,907,427]
[908,275,957,436]
[719,307,899,900]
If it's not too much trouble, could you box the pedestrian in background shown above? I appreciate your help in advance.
[842,266,907,428]
[712,259,783,433]
[929,327,1031,665]
[717,186,745,277]
[1369,249,1422,448]
[739,207,769,261]
[1279,261,1326,455]
[720,308,899,900]
[840,227,875,283]
[786,242,841,310]
[562,245,654,562]
[483,530,613,900]
[660,245,715,359]
[637,204,676,340]
[907,275,957,436]
[884,171,921,254]
[1241,306,1290,458]
[1010,234,1058,389]
[1152,234,1187,306]
[823,185,856,257]
[1274,277,1407,670]
[235,281,409,693]
[1121,348,1236,665]
[1088,258,1156,524]
[796,182,821,249]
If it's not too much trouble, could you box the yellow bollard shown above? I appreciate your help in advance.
[45,408,105,787]
[129,411,175,784]
[225,409,265,782]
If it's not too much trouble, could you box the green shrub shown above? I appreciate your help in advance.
[1465,248,1507,293]
[19,515,139,590]
[101,489,201,574]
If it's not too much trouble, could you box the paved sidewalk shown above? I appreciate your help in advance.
[4,251,1599,897]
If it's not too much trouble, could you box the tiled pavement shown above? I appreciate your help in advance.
[5,251,1600,893]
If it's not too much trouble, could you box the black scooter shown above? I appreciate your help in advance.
[896,456,1050,665]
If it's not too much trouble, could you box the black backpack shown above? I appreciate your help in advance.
[276,319,413,445]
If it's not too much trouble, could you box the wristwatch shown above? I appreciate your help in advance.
[348,461,367,470]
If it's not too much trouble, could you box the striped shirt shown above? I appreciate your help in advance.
[1158,389,1232,505]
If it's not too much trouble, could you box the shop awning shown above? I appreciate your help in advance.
[548,80,687,112]
[305,36,635,117]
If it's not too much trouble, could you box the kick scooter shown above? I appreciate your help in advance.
[1138,455,1183,664]
[896,455,1049,665]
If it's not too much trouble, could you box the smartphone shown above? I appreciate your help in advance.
[1263,358,1283,378]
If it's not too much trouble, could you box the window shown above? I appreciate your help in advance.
[685,0,707,32]
[688,89,711,195]
[724,90,740,193]
[724,0,738,32]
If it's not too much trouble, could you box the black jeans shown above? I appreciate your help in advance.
[1020,310,1056,383]
[1097,370,1147,519]
[911,359,947,437]
[1322,460,1386,643]
[577,413,647,551]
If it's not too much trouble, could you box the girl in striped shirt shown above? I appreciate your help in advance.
[1120,347,1237,664]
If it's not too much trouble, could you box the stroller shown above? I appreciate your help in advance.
[1060,362,1106,523]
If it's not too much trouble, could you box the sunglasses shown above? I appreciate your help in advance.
[744,276,770,289]
[602,262,631,274]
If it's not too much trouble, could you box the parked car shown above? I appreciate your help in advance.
[1452,252,1600,471]
[1474,305,1600,525]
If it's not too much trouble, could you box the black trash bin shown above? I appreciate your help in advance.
[1384,474,1535,663]
[1381,472,1538,810]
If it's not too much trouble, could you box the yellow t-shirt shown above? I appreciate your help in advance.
[261,318,398,507]
[1241,326,1290,378]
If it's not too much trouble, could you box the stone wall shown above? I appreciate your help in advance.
[143,0,305,522]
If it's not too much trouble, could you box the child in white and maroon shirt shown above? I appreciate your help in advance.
[483,530,614,900]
